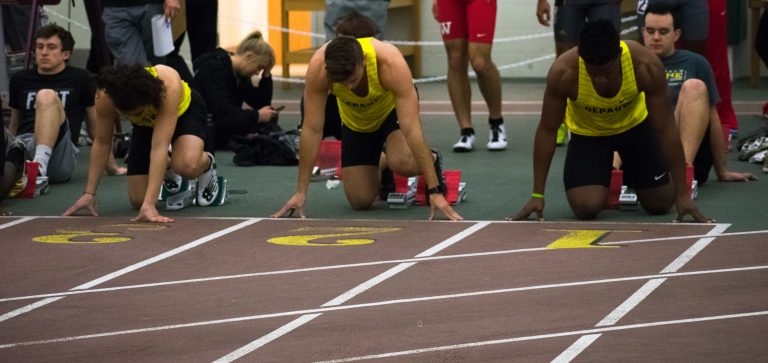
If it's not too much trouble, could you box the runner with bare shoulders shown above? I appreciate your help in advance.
[273,36,462,221]
[511,20,711,222]
[63,64,217,223]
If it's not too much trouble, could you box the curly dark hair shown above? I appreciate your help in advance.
[577,19,621,66]
[324,36,364,83]
[95,64,165,112]
[36,23,75,52]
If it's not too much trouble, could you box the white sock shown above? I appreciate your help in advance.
[33,145,53,176]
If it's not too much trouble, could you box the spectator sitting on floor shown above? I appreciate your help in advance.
[192,30,279,150]
[641,2,756,183]
[9,24,125,187]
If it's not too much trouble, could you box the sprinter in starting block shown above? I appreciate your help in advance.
[273,36,462,220]
[64,64,219,223]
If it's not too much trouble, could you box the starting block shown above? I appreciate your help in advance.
[311,166,338,181]
[161,176,229,210]
[13,161,49,198]
[387,175,417,209]
[619,185,639,208]
[312,140,342,181]
[414,170,468,206]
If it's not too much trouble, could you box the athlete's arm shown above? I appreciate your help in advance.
[272,46,329,218]
[377,41,461,221]
[62,91,115,217]
[140,65,182,222]
[511,52,573,220]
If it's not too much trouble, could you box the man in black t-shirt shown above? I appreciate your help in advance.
[9,24,95,184]
[643,2,755,183]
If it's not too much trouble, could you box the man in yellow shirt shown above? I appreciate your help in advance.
[511,19,711,222]
[273,36,462,221]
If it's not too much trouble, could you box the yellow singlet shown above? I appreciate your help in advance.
[331,37,396,133]
[565,41,648,137]
[127,66,192,128]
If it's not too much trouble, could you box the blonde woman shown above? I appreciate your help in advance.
[193,30,278,149]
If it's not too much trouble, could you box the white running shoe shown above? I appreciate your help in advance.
[196,152,219,206]
[163,169,183,194]
[487,124,507,150]
[452,134,476,152]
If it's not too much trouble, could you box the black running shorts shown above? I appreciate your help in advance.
[340,109,399,167]
[564,120,670,190]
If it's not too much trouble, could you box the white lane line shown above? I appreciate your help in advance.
[2,264,764,350]
[554,224,728,361]
[594,279,667,327]
[7,225,758,303]
[316,311,768,362]
[0,218,261,323]
[550,334,602,363]
[213,314,323,363]
[661,224,729,273]
[0,216,36,230]
[0,246,548,303]
[598,229,766,246]
[215,222,491,362]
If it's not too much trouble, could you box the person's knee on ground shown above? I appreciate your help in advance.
[636,184,675,215]
[566,186,607,220]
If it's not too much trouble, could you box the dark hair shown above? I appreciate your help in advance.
[96,64,165,112]
[324,36,364,82]
[36,23,75,52]
[577,19,621,66]
[645,1,679,30]
[334,12,378,38]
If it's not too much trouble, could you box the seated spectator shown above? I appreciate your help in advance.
[193,31,278,149]
[643,2,756,183]
[10,24,97,184]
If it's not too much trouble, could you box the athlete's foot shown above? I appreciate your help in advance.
[106,164,127,176]
[0,208,11,216]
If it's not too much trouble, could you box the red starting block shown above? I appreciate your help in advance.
[605,169,623,209]
[313,140,342,180]
[415,170,466,206]
[14,161,48,198]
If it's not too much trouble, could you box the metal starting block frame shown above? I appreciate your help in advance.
[387,177,417,209]
[162,176,229,210]
[619,185,639,208]
[311,166,339,181]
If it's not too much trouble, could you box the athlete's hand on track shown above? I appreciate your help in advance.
[132,205,174,223]
[428,194,463,221]
[507,197,545,221]
[672,198,714,223]
[272,193,306,218]
[62,193,99,217]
